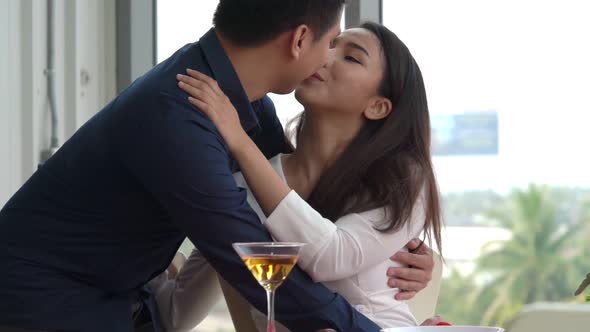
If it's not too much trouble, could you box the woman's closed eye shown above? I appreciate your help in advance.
[344,55,362,65]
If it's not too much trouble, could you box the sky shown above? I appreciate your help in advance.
[157,0,590,193]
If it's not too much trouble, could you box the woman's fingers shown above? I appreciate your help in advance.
[177,69,238,127]
[176,73,203,89]
[187,96,214,119]
[176,74,216,100]
[178,81,215,110]
[176,69,245,151]
[186,68,223,97]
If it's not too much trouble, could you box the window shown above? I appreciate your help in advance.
[383,0,590,326]
[157,1,220,62]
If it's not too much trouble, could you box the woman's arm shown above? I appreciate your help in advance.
[149,248,223,331]
[265,191,426,282]
[176,69,427,282]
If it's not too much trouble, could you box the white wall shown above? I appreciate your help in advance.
[67,0,117,132]
[0,0,116,207]
[0,0,23,206]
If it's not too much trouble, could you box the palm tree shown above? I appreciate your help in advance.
[473,184,589,326]
[436,268,480,325]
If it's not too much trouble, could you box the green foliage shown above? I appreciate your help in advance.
[437,185,590,327]
[442,190,503,226]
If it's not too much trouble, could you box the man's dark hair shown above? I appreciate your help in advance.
[213,0,346,47]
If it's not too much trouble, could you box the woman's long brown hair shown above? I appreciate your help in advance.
[289,22,442,255]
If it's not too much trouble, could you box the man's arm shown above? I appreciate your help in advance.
[117,93,380,332]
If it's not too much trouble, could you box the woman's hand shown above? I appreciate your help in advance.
[177,68,248,153]
[177,70,290,217]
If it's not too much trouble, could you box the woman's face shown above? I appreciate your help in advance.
[295,28,386,116]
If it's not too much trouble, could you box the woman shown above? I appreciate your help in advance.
[156,21,443,331]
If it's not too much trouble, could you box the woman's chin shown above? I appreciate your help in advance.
[295,86,321,106]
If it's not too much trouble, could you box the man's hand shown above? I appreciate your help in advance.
[387,239,434,300]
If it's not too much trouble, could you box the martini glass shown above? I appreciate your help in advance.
[233,242,305,332]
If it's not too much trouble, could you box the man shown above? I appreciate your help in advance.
[0,1,434,331]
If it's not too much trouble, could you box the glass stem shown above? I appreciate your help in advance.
[266,289,276,332]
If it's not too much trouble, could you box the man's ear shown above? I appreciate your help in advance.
[363,96,393,120]
[289,24,312,60]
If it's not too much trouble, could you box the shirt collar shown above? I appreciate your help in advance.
[199,28,259,132]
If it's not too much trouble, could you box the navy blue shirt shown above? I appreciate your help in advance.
[0,29,379,332]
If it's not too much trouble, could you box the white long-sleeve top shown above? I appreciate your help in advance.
[147,250,222,332]
[152,154,424,330]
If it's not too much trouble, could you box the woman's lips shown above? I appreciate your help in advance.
[310,73,325,81]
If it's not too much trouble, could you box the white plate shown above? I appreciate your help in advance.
[381,326,504,332]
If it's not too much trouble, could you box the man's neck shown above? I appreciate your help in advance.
[216,31,276,102]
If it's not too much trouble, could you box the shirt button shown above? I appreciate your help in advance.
[355,304,368,313]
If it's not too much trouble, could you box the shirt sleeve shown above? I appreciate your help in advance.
[116,92,380,332]
[148,248,222,332]
[264,190,426,282]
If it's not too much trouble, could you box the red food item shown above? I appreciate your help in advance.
[436,321,452,326]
